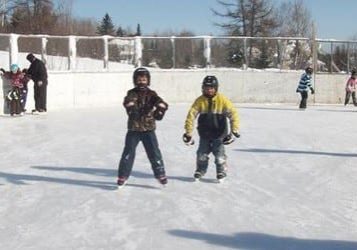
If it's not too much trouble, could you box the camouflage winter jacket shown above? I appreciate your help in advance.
[124,87,168,131]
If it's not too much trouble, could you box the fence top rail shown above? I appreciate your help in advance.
[1,33,357,43]
[316,38,357,43]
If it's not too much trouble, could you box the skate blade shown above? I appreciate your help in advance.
[217,178,225,183]
[193,177,201,182]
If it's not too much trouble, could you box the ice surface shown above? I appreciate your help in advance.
[0,104,357,250]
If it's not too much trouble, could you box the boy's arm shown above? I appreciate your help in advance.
[184,99,200,136]
[123,91,139,116]
[225,98,240,135]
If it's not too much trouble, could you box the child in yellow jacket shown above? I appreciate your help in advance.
[183,75,240,182]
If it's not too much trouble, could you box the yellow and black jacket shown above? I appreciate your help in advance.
[185,93,239,139]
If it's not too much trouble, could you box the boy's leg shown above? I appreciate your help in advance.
[345,91,351,105]
[299,92,308,109]
[196,138,211,176]
[15,99,21,114]
[141,131,166,179]
[212,139,227,179]
[118,131,140,179]
[352,92,357,106]
[10,100,16,115]
[21,88,27,111]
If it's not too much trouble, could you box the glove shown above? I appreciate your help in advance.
[223,134,235,145]
[310,88,315,95]
[37,81,43,87]
[182,133,194,146]
[153,102,168,120]
[232,131,240,138]
[223,131,240,145]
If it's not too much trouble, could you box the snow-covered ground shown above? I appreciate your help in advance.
[1,104,357,250]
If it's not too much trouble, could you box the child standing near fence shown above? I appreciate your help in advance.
[344,69,357,106]
[1,64,27,116]
[296,66,315,109]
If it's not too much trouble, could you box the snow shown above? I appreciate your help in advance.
[1,103,357,250]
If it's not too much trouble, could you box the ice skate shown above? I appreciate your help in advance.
[157,175,168,186]
[193,171,203,182]
[216,172,227,183]
[117,177,127,188]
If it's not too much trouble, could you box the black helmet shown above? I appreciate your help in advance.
[202,75,218,90]
[133,67,150,86]
[305,66,313,74]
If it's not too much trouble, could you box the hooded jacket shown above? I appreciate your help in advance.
[185,93,239,139]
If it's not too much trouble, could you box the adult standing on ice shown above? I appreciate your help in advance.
[183,75,240,183]
[117,67,169,187]
[26,53,48,114]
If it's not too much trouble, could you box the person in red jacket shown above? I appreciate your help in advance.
[1,64,28,116]
[344,69,357,106]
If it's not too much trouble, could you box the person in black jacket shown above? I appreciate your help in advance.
[26,53,48,114]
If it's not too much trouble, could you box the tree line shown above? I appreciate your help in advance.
[0,0,312,37]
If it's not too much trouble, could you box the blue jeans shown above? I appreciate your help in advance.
[118,130,166,179]
[196,137,227,174]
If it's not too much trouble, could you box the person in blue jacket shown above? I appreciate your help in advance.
[296,66,315,109]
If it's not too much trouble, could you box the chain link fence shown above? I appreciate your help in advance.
[0,33,356,73]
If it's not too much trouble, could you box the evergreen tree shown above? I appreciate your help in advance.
[135,23,141,36]
[116,26,124,36]
[97,13,115,35]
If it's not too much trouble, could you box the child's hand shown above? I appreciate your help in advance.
[223,134,234,145]
[232,131,240,138]
[153,102,168,120]
[182,133,194,146]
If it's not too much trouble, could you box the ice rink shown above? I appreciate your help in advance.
[1,104,357,250]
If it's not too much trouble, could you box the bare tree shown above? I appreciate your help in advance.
[275,0,312,69]
[212,0,277,67]
[212,0,276,37]
[275,0,312,37]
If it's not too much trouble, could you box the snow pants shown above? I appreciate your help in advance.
[196,137,227,174]
[118,130,166,179]
[344,91,357,106]
[299,91,308,109]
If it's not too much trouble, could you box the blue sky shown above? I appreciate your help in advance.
[71,0,356,40]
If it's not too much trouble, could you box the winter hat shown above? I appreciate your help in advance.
[10,64,19,73]
[26,53,35,62]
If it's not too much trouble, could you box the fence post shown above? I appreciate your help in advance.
[9,33,19,66]
[347,42,350,73]
[204,36,211,68]
[171,36,176,69]
[103,35,109,70]
[68,35,76,70]
[243,38,248,69]
[134,36,142,67]
[312,22,318,104]
[41,37,48,65]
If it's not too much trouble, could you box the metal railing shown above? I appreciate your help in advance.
[0,33,356,73]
